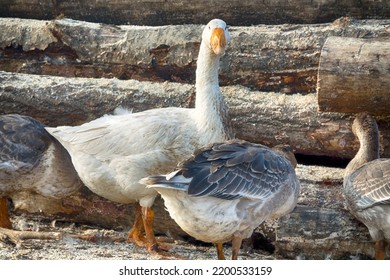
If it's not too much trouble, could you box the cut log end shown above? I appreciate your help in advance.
[317,36,390,116]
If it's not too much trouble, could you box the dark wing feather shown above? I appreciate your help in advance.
[250,152,266,173]
[187,166,216,196]
[208,164,230,183]
[180,140,295,200]
[0,114,52,171]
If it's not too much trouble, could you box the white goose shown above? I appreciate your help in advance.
[46,19,234,254]
[140,139,300,259]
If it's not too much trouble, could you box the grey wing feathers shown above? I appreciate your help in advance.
[181,140,295,200]
[347,159,390,209]
[0,114,52,170]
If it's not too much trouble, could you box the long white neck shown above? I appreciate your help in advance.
[193,41,233,140]
[195,41,220,95]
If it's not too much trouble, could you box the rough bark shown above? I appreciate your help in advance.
[317,36,390,116]
[1,0,389,26]
[9,187,187,238]
[275,206,381,259]
[1,71,390,159]
[270,165,390,259]
[1,18,389,94]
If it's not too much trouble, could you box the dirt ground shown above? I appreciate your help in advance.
[0,214,276,260]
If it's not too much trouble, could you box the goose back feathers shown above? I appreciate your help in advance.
[179,140,296,200]
[141,139,300,254]
[0,114,82,198]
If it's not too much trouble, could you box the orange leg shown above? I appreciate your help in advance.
[375,240,386,260]
[141,206,170,254]
[0,197,12,229]
[216,243,225,260]
[128,204,146,247]
[231,236,243,260]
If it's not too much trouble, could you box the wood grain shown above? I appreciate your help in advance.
[317,36,390,115]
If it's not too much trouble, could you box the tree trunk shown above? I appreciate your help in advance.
[1,71,390,159]
[272,165,390,259]
[317,36,390,116]
[9,187,187,239]
[275,206,381,259]
[1,18,389,94]
[0,0,389,26]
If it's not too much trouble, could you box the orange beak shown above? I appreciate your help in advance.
[210,28,226,55]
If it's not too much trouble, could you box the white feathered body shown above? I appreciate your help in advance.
[155,183,297,243]
[47,106,229,207]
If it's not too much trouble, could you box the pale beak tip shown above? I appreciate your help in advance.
[213,47,225,56]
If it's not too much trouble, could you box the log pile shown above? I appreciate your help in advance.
[2,70,390,159]
[1,18,390,158]
[1,3,390,259]
[0,18,389,94]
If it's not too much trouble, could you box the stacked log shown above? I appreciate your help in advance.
[1,18,389,95]
[317,36,390,115]
[1,0,389,25]
[2,70,390,159]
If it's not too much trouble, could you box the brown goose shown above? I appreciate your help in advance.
[46,19,233,254]
[0,114,82,231]
[140,139,300,259]
[343,112,390,260]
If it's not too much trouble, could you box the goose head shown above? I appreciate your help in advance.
[202,19,230,56]
[352,112,378,141]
